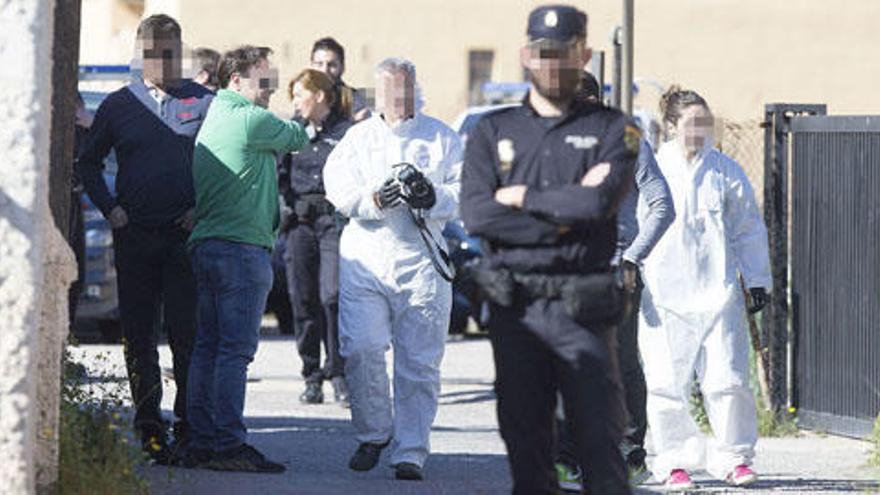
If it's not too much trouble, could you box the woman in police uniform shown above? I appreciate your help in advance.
[279,69,352,405]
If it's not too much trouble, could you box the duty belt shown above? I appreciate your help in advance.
[513,273,588,299]
[293,194,335,222]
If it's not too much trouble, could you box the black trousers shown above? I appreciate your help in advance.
[284,214,342,382]
[489,298,630,495]
[617,285,648,467]
[557,284,648,470]
[112,223,196,439]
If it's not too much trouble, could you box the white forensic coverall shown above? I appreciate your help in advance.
[638,140,771,479]
[324,112,462,468]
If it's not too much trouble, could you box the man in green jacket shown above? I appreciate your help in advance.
[184,45,308,473]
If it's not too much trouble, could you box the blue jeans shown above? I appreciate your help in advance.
[187,239,273,451]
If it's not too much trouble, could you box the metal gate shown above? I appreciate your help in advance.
[764,104,880,438]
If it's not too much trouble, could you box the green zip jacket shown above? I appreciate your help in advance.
[189,89,308,250]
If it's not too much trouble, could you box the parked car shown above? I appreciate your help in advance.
[442,220,486,336]
[441,103,522,336]
[450,102,520,148]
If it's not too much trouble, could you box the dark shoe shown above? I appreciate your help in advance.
[332,377,349,407]
[348,440,389,471]
[179,447,214,469]
[141,431,171,465]
[394,462,424,481]
[300,381,324,404]
[207,443,286,473]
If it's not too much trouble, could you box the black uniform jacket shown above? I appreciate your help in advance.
[460,96,638,275]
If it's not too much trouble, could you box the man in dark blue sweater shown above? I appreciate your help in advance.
[76,13,213,464]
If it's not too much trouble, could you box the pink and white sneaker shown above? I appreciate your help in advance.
[664,469,695,490]
[726,464,758,486]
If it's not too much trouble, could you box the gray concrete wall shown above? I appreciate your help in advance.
[0,0,76,492]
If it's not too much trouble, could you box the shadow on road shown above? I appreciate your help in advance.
[743,476,880,492]
[634,476,880,494]
[144,415,512,495]
[438,387,495,406]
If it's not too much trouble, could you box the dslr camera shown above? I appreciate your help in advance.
[392,162,435,209]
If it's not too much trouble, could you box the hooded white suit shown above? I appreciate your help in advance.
[324,111,462,467]
[639,140,771,479]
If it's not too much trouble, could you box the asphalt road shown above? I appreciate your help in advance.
[71,331,879,494]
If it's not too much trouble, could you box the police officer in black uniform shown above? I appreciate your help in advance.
[279,69,352,405]
[460,5,639,494]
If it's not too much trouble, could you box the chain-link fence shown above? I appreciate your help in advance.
[717,119,765,207]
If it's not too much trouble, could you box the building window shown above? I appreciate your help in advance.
[468,49,494,106]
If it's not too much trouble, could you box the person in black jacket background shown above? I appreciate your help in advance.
[278,68,352,406]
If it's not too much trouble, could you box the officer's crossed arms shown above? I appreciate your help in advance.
[494,161,611,208]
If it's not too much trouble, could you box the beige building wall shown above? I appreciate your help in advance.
[79,0,143,67]
[80,0,879,124]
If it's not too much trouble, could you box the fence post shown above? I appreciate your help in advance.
[762,103,827,415]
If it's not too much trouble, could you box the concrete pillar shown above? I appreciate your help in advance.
[0,0,77,492]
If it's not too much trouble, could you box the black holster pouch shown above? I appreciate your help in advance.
[293,194,335,224]
[556,273,626,327]
[469,261,626,328]
[464,262,516,307]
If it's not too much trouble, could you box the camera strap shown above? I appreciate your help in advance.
[408,208,456,282]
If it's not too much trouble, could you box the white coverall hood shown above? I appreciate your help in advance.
[638,140,771,479]
[324,110,463,467]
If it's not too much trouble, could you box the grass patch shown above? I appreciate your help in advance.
[688,375,800,438]
[58,344,149,494]
[757,406,800,437]
[869,414,880,468]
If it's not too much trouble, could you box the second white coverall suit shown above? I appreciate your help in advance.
[324,111,462,467]
[639,139,771,479]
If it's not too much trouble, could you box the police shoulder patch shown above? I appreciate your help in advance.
[624,124,641,154]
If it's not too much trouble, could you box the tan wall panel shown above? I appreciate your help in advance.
[80,1,880,124]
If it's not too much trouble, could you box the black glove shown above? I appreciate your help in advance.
[747,287,769,314]
[374,178,403,209]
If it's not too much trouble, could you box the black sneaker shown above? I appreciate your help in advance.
[207,444,286,473]
[348,440,390,471]
[332,377,349,407]
[300,381,324,404]
[394,462,424,481]
[179,447,214,469]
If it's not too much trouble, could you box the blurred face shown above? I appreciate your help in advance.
[138,35,183,88]
[375,70,414,123]
[521,38,591,103]
[311,49,344,82]
[233,58,278,108]
[291,81,329,121]
[676,104,715,155]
